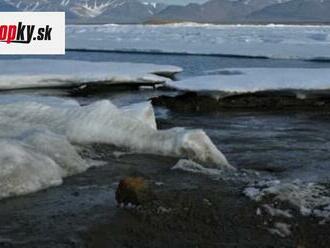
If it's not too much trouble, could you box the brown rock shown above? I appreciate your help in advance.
[116,177,154,206]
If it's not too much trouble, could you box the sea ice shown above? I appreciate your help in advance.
[0,59,182,90]
[0,96,231,199]
[67,24,330,60]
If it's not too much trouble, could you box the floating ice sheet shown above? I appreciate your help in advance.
[166,68,330,93]
[0,59,182,90]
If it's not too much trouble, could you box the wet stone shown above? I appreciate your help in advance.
[116,177,155,206]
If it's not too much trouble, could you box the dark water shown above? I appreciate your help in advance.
[160,111,330,183]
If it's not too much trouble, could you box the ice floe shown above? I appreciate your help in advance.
[0,59,182,90]
[0,96,231,199]
[67,24,330,60]
[166,68,330,93]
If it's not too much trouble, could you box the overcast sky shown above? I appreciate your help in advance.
[148,0,208,5]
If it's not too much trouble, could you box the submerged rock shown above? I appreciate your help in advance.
[116,177,154,206]
[152,91,330,112]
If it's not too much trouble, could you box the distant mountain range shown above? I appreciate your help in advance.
[151,0,291,23]
[247,0,330,23]
[3,0,167,23]
[2,0,330,24]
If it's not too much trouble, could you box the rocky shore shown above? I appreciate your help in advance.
[0,139,329,248]
[84,155,330,248]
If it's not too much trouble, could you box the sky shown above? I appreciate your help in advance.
[148,0,208,5]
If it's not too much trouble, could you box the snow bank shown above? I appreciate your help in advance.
[67,24,330,60]
[166,68,330,93]
[0,59,182,90]
[0,96,231,199]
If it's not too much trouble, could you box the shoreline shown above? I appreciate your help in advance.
[0,149,329,247]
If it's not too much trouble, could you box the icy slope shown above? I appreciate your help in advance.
[0,59,182,90]
[0,96,231,199]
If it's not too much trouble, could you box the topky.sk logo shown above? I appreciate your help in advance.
[0,22,53,44]
[0,12,65,54]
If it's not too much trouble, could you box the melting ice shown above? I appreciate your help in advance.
[0,95,231,199]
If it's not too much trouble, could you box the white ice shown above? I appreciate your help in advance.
[244,180,330,220]
[0,96,231,199]
[166,68,330,93]
[171,159,226,178]
[120,101,157,129]
[66,24,330,60]
[0,59,182,90]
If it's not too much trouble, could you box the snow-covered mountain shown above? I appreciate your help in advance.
[150,0,292,23]
[2,0,330,24]
[4,0,167,23]
[91,0,167,23]
[247,0,330,23]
